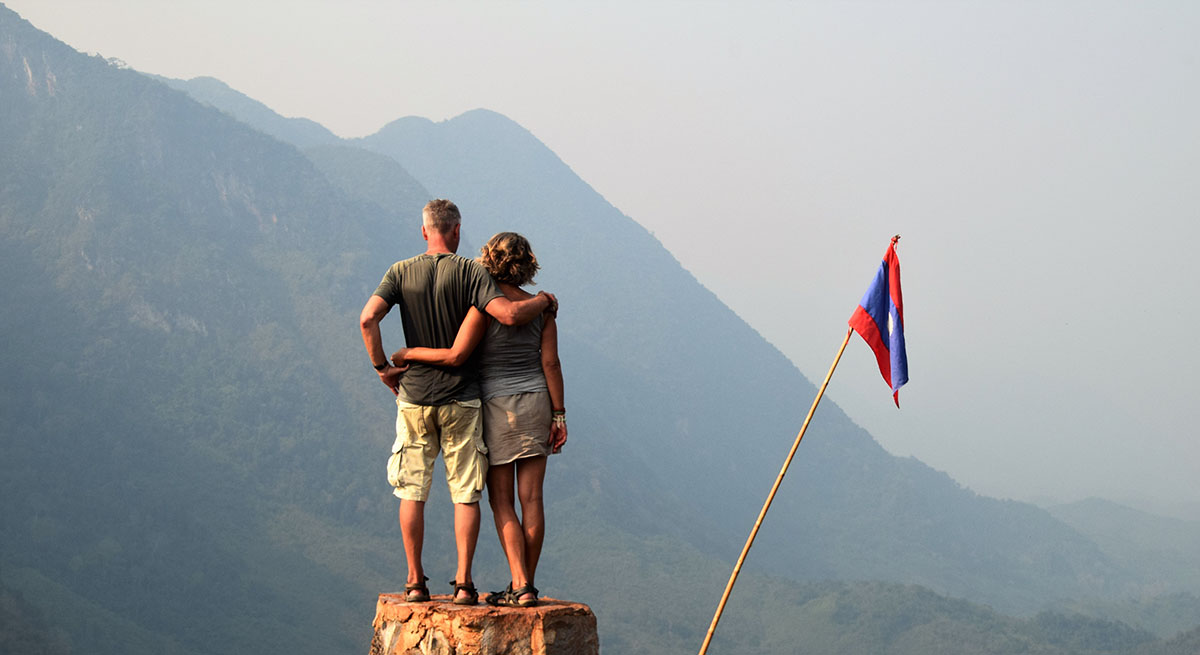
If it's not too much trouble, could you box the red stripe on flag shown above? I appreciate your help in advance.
[848,304,892,387]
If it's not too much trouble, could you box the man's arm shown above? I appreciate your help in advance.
[359,294,403,395]
[483,291,557,326]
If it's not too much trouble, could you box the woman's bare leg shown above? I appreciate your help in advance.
[487,463,530,590]
[515,455,547,594]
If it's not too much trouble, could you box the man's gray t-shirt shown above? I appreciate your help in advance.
[373,253,503,405]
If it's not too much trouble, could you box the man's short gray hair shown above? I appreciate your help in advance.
[423,199,461,233]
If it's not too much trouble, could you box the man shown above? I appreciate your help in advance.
[359,199,555,604]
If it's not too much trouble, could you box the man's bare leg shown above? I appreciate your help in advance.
[399,499,426,596]
[453,501,481,600]
[487,463,531,592]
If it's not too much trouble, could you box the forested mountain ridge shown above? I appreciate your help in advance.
[1049,498,1200,592]
[160,75,342,149]
[3,5,1199,654]
[2,6,422,653]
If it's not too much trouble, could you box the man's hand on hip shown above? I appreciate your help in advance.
[377,365,404,396]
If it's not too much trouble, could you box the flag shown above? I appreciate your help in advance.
[848,236,908,406]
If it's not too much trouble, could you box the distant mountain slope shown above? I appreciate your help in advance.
[302,143,427,216]
[0,579,71,655]
[1053,592,1200,642]
[2,7,416,654]
[1142,626,1200,655]
[1048,498,1200,592]
[1047,499,1200,637]
[160,75,342,148]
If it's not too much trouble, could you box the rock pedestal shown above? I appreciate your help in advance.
[371,594,599,655]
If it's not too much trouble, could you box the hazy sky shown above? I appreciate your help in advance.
[8,1,1198,510]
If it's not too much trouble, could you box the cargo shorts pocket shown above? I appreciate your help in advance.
[386,450,405,489]
[440,399,488,503]
[388,400,434,497]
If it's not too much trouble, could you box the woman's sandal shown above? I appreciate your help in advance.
[488,582,539,608]
[511,583,539,608]
[484,582,512,607]
[404,576,430,603]
[450,579,479,606]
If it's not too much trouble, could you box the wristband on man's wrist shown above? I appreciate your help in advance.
[373,362,388,371]
[552,409,566,425]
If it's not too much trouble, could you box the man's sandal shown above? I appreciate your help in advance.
[404,576,430,603]
[450,579,479,606]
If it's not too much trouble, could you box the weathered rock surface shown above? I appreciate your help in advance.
[371,594,599,655]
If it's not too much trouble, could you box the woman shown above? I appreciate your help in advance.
[392,232,566,607]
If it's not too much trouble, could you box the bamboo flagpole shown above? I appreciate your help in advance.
[697,326,855,655]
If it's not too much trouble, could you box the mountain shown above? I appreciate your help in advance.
[159,75,342,149]
[1046,499,1200,638]
[3,5,1199,654]
[1047,498,1200,591]
[1,6,419,653]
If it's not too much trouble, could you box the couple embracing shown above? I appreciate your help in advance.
[359,199,566,608]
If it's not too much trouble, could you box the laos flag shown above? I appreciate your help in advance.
[848,236,908,407]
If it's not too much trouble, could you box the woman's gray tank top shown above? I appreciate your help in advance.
[477,314,547,401]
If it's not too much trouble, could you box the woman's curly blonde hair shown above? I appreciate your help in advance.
[479,232,540,287]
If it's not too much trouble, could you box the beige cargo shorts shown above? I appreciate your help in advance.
[387,398,489,504]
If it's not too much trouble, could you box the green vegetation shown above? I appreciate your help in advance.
[2,5,1198,654]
